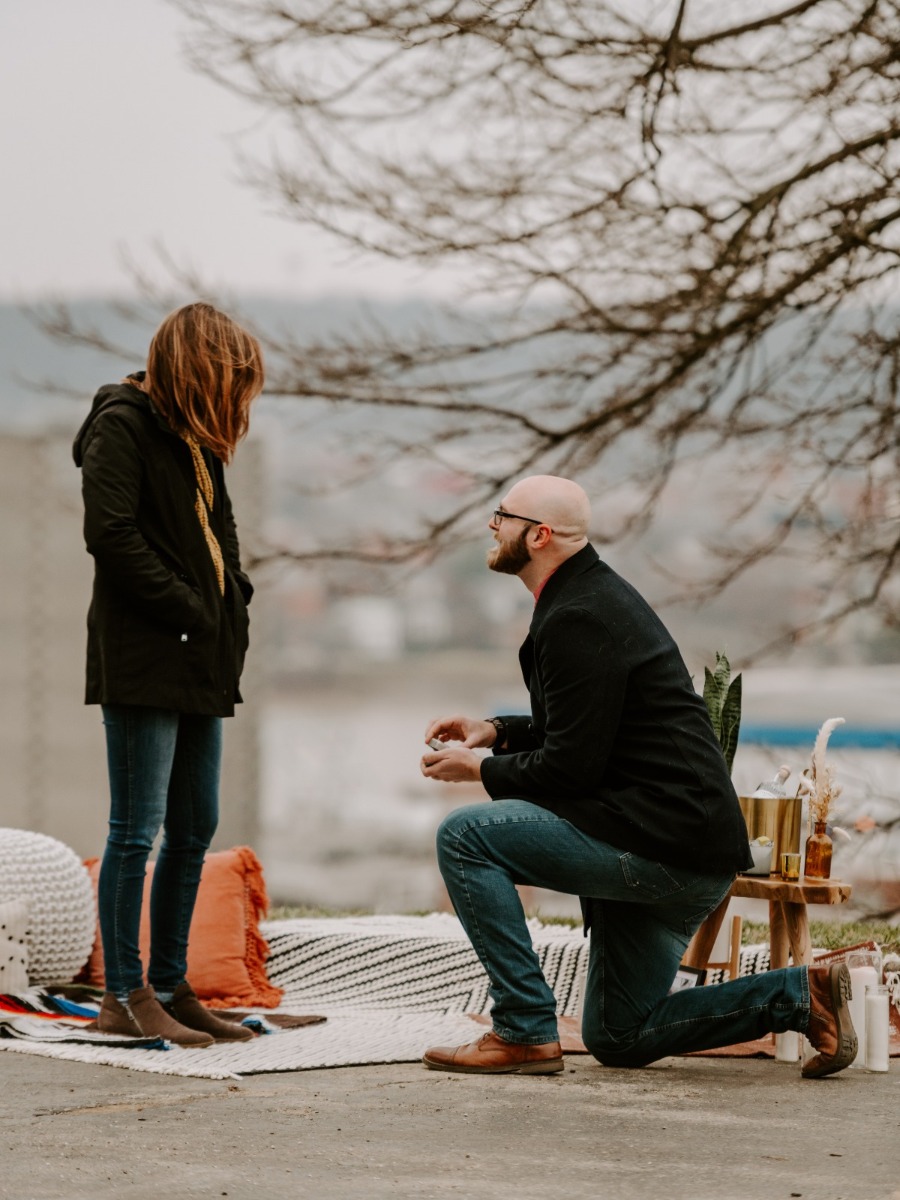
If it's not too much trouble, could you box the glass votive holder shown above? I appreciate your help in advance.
[781,852,801,881]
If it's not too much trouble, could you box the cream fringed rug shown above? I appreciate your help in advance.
[0,1010,484,1081]
[0,914,589,1080]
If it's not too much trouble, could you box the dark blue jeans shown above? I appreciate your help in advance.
[98,705,221,996]
[437,800,810,1065]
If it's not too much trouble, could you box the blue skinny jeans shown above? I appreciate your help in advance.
[436,800,811,1064]
[98,704,221,996]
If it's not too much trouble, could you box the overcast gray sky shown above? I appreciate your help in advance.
[1,1,439,301]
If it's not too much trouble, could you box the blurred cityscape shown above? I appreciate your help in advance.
[0,300,897,920]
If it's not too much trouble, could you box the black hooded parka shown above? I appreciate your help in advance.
[73,377,253,717]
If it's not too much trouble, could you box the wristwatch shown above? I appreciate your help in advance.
[486,716,507,749]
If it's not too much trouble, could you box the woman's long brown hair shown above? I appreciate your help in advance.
[146,303,264,462]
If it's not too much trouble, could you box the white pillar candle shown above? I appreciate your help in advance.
[775,1030,800,1062]
[865,986,890,1073]
[848,966,878,1068]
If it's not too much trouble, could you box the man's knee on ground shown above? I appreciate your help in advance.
[581,1014,653,1069]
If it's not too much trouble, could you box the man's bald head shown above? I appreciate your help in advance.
[503,476,591,548]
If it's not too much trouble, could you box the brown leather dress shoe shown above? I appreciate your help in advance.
[802,963,858,1078]
[423,1030,564,1074]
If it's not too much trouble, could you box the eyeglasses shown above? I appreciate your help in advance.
[492,508,546,526]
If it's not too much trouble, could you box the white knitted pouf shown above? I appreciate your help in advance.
[0,897,30,993]
[0,828,96,984]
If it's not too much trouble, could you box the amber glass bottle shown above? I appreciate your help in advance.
[804,820,833,879]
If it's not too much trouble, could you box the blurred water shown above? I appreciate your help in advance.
[257,661,900,920]
[257,651,527,913]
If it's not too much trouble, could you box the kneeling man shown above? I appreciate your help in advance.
[420,475,855,1078]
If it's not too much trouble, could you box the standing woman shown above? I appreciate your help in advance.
[73,303,264,1045]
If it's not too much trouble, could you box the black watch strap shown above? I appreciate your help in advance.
[486,716,507,748]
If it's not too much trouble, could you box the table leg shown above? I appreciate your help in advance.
[782,901,812,967]
[681,894,730,972]
[769,900,797,1062]
[769,899,789,969]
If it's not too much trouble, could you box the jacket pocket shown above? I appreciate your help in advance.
[229,580,250,667]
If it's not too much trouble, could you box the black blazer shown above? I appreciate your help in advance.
[480,545,752,874]
[73,379,253,717]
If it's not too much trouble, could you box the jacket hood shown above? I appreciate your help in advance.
[73,374,165,467]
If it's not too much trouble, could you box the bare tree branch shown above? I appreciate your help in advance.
[35,0,900,655]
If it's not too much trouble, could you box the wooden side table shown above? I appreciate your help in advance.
[681,875,854,1063]
[683,875,853,974]
[730,875,853,969]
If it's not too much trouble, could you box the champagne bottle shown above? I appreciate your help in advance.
[751,765,791,799]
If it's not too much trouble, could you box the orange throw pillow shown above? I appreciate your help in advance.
[82,846,283,1009]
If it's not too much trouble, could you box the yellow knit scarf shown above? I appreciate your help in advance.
[182,434,225,596]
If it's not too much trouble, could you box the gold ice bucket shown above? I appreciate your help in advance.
[738,794,802,876]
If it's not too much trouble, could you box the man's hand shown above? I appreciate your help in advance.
[424,714,497,750]
[420,745,484,784]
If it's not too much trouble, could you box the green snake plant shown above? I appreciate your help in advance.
[702,651,742,776]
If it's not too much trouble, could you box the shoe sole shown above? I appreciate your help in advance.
[422,1055,565,1075]
[97,1024,214,1049]
[801,963,858,1079]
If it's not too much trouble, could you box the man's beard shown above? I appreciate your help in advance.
[488,527,532,575]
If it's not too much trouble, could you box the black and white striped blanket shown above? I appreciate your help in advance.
[264,913,589,1016]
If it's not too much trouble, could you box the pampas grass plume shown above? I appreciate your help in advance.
[809,716,845,824]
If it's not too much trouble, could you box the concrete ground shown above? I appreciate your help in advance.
[2,1050,897,1200]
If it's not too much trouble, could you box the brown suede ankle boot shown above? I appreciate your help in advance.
[98,986,214,1048]
[164,982,255,1043]
[98,993,142,1038]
